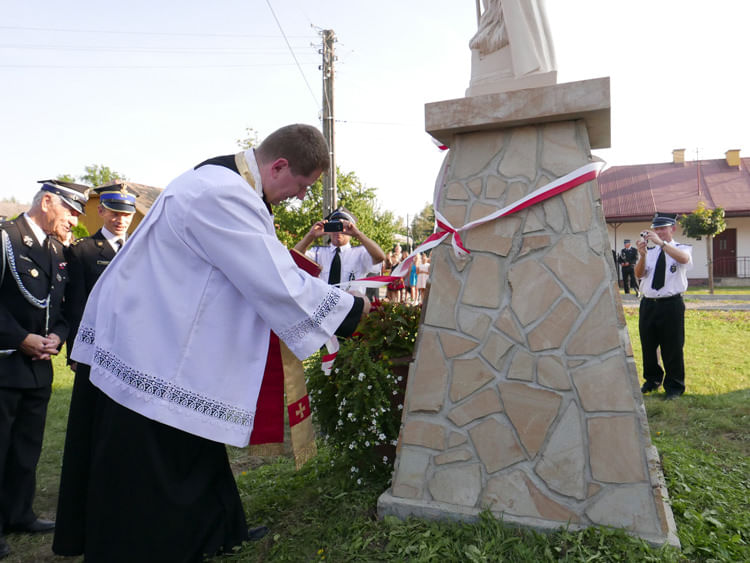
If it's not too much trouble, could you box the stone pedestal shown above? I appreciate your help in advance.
[378,78,679,548]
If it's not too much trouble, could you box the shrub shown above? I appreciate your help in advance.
[306,301,421,483]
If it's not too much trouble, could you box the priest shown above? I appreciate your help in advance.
[53,124,369,562]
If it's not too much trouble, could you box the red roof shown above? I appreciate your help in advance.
[599,157,750,222]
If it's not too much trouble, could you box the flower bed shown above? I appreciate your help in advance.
[306,301,421,482]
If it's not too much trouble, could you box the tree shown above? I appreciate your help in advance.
[410,202,435,248]
[236,127,259,150]
[678,202,726,294]
[79,165,126,187]
[273,167,399,253]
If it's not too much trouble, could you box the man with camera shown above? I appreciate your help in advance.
[635,212,693,399]
[618,239,639,296]
[294,207,385,294]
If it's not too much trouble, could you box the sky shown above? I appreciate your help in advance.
[2,0,749,220]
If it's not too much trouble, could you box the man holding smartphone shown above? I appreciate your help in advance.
[294,207,385,294]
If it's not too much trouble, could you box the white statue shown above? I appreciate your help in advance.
[467,0,557,96]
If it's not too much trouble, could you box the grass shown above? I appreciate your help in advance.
[5,309,749,562]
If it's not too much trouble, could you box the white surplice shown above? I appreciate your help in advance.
[71,157,355,447]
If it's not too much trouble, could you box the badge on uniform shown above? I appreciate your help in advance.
[96,241,104,247]
[23,235,34,247]
[96,260,110,266]
[670,264,677,273]
[30,268,39,278]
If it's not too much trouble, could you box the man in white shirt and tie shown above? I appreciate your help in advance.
[63,184,136,367]
[635,211,693,399]
[294,207,385,295]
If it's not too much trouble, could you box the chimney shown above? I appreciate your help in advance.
[725,149,741,167]
[672,148,686,164]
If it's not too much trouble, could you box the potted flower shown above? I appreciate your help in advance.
[305,301,421,482]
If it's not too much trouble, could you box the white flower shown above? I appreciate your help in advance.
[351,466,357,472]
[365,441,370,446]
[382,456,389,463]
[340,398,347,406]
[357,478,362,485]
[379,433,386,440]
[397,376,403,382]
[358,373,366,381]
[391,439,398,446]
[367,385,372,390]
[397,404,403,410]
[392,390,398,395]
[349,442,356,450]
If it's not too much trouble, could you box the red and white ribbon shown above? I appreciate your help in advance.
[322,159,606,373]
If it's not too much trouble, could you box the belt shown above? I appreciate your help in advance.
[641,294,682,302]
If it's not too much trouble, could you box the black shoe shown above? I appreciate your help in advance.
[5,518,55,534]
[0,536,10,560]
[641,381,660,393]
[247,526,269,541]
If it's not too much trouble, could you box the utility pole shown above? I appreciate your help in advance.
[320,29,336,218]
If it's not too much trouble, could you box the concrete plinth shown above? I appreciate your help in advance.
[378,78,679,548]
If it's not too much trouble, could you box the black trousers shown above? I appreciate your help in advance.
[53,364,248,562]
[621,266,638,293]
[638,296,686,394]
[0,384,50,532]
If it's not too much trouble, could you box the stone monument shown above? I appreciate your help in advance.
[378,2,679,548]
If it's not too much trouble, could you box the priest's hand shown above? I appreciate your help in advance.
[361,295,371,315]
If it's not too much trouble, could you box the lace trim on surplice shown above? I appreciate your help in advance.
[277,288,341,346]
[77,327,253,427]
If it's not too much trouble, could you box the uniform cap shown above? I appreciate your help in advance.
[326,207,356,224]
[623,239,631,244]
[93,182,137,214]
[651,212,677,228]
[38,179,89,214]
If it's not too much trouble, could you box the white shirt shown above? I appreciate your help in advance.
[638,241,693,298]
[72,156,355,447]
[22,212,47,245]
[101,226,125,252]
[306,243,381,292]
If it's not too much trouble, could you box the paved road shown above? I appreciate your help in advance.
[620,293,750,311]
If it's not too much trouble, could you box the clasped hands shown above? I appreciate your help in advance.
[20,333,61,361]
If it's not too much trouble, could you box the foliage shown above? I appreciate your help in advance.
[306,301,421,481]
[678,201,726,239]
[235,126,259,150]
[273,167,400,253]
[57,164,127,188]
[71,222,90,241]
[410,202,435,246]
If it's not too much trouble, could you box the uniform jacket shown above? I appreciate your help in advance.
[64,229,115,356]
[618,246,638,267]
[0,215,69,388]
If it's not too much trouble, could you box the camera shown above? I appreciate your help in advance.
[640,231,649,239]
[324,220,343,232]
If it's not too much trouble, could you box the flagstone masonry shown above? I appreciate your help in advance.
[378,79,679,548]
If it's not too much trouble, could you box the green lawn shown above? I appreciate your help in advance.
[5,309,749,562]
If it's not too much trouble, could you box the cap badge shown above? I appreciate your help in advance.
[30,268,39,278]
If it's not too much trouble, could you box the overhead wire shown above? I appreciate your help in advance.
[263,0,319,111]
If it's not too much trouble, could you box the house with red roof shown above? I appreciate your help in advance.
[599,149,750,284]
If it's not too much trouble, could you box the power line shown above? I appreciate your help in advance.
[0,44,319,55]
[0,25,314,39]
[264,0,319,110]
[0,63,307,70]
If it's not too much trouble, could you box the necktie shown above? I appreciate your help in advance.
[328,248,341,285]
[651,247,666,290]
[115,239,124,252]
